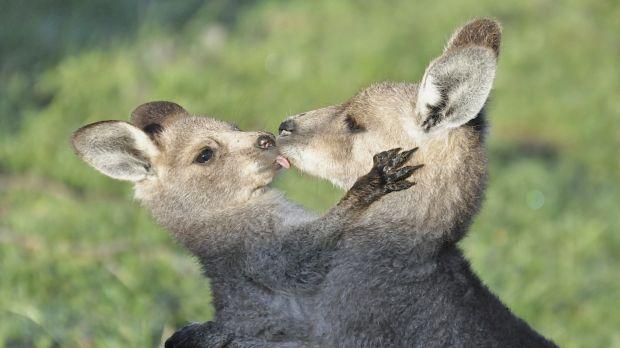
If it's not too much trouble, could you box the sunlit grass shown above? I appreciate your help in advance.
[1,0,618,347]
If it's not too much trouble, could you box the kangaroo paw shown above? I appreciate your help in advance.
[349,148,423,206]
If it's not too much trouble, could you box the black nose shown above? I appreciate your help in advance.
[256,133,276,149]
[278,120,296,135]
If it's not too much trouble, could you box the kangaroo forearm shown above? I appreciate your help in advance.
[301,146,422,247]
[295,198,359,247]
[288,172,384,249]
[245,149,420,292]
[266,199,366,289]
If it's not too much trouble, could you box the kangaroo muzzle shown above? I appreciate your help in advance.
[256,133,276,149]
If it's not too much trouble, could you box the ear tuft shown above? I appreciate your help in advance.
[130,101,188,130]
[71,121,159,181]
[445,18,502,57]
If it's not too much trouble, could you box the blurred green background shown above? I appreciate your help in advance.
[1,0,618,347]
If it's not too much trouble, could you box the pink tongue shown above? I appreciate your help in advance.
[276,155,291,169]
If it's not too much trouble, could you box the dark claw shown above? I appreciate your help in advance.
[347,148,424,207]
[387,163,424,178]
[386,148,419,170]
[374,148,422,196]
[385,165,419,183]
[373,148,401,166]
[386,181,416,192]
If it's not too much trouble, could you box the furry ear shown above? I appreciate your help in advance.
[416,18,501,132]
[130,101,188,134]
[71,121,159,181]
[444,18,501,57]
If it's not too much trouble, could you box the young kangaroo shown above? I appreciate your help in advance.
[273,18,557,347]
[71,102,420,347]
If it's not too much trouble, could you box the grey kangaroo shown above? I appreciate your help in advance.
[169,17,557,347]
[71,102,420,347]
[273,18,557,347]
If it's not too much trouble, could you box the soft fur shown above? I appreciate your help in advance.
[71,106,419,347]
[269,18,557,347]
[75,18,557,347]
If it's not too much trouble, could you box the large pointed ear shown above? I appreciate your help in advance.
[71,121,159,181]
[130,101,188,135]
[416,18,501,132]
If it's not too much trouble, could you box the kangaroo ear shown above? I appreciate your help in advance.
[416,18,501,132]
[130,101,188,135]
[444,18,501,57]
[71,121,159,181]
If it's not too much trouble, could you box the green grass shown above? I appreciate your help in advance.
[1,0,619,347]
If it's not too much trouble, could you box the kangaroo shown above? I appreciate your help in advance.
[270,18,557,347]
[71,102,420,347]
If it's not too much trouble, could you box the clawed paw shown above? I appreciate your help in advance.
[372,147,423,193]
[349,148,423,206]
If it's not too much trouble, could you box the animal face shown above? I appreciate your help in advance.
[277,18,500,189]
[71,102,288,211]
[277,83,420,189]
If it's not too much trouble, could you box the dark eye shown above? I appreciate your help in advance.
[345,114,364,133]
[195,148,213,164]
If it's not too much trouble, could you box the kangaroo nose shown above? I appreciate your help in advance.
[256,133,276,149]
[278,120,296,136]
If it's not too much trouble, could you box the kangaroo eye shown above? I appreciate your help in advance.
[345,114,364,133]
[195,148,213,164]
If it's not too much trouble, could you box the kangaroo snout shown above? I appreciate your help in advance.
[256,133,276,149]
[278,119,296,136]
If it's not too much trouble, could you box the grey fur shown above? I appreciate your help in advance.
[70,111,419,347]
[75,18,557,347]
[269,18,557,347]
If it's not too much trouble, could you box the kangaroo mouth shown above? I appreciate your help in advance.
[259,154,290,171]
[274,155,291,169]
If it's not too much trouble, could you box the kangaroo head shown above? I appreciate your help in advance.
[72,102,287,219]
[277,18,501,190]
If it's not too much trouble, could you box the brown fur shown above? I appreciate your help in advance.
[270,18,555,347]
[446,18,502,57]
[278,81,487,243]
[72,103,287,257]
[72,102,421,347]
[277,18,501,243]
[131,100,189,129]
